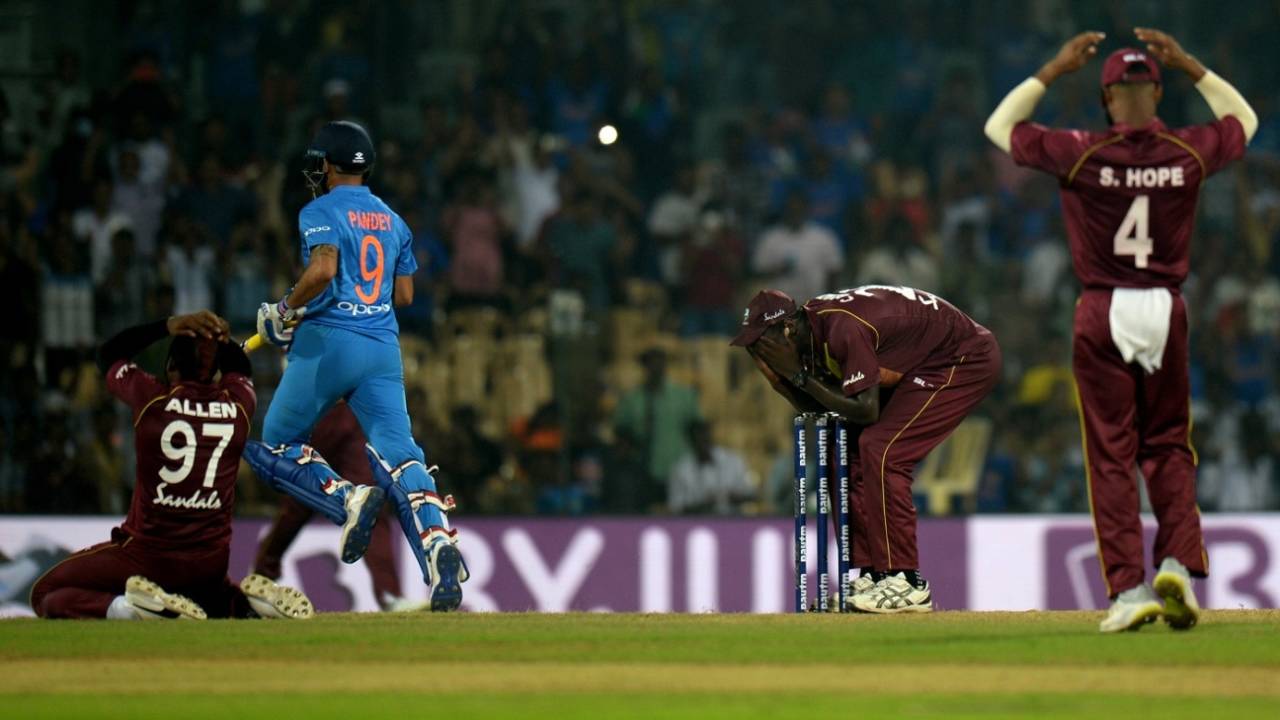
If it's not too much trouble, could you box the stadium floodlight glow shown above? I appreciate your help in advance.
[598,124,618,146]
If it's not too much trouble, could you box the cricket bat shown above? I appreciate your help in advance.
[243,316,300,353]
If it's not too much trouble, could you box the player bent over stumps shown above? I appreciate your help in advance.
[734,288,1000,613]
[985,28,1255,632]
[244,120,467,611]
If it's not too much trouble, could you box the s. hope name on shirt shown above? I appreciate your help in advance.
[1099,165,1187,189]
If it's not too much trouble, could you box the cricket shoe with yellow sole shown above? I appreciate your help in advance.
[1153,557,1200,630]
[124,576,207,620]
[852,573,933,614]
[1099,584,1162,633]
[240,573,315,619]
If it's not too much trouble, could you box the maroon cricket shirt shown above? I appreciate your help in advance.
[1010,116,1245,289]
[106,360,256,551]
[804,287,988,398]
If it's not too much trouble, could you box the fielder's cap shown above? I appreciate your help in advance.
[306,120,375,174]
[730,289,797,347]
[1101,48,1161,87]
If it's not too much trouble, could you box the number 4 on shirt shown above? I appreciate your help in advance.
[1114,195,1154,269]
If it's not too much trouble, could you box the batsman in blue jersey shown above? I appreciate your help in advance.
[244,121,467,611]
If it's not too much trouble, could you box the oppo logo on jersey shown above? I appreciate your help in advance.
[337,300,392,316]
[1099,165,1186,189]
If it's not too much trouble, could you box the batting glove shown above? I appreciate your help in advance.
[256,298,304,348]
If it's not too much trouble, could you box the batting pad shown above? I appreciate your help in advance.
[244,442,351,525]
[364,444,453,583]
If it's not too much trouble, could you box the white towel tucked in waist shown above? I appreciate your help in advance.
[1109,288,1173,374]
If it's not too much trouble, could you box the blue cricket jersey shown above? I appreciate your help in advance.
[297,185,417,341]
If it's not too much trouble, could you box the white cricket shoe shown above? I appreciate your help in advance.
[839,571,880,609]
[851,574,877,596]
[125,576,207,620]
[1099,584,1162,633]
[240,573,314,619]
[1153,558,1200,630]
[339,484,386,564]
[427,539,465,612]
[840,574,878,611]
[852,573,933,614]
[381,593,431,613]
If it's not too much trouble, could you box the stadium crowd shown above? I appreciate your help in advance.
[2,0,1279,517]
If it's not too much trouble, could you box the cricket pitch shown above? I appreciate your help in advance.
[3,610,1277,719]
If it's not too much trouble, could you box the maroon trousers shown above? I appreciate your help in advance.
[1073,290,1206,597]
[30,528,249,619]
[851,332,1002,571]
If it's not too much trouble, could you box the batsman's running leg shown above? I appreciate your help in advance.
[349,371,467,611]
[243,443,385,563]
[249,325,385,564]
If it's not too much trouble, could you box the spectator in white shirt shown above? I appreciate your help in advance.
[162,216,216,315]
[71,178,132,284]
[649,162,706,287]
[668,420,755,515]
[512,140,560,249]
[41,50,91,150]
[95,228,154,339]
[494,106,560,251]
[41,229,94,385]
[751,191,842,303]
[122,111,171,188]
[856,213,940,291]
[111,147,165,257]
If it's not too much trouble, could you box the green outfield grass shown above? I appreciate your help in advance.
[2,610,1278,719]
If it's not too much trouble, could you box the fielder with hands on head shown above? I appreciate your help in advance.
[736,287,1000,613]
[31,310,312,620]
[985,29,1255,632]
[246,120,467,611]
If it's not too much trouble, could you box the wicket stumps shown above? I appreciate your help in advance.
[793,413,853,612]
[835,418,851,610]
[792,415,807,613]
[815,414,830,612]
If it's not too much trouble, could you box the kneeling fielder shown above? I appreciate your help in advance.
[30,313,310,620]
